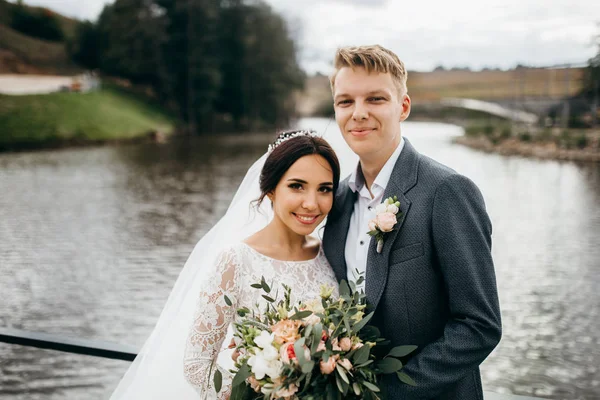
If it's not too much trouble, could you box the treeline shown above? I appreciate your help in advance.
[8,0,64,41]
[70,0,305,133]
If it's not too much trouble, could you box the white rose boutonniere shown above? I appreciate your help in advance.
[367,196,402,253]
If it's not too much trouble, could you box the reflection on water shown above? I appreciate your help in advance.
[1,120,600,399]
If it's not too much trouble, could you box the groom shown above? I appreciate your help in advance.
[323,45,502,400]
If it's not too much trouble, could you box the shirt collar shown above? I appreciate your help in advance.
[348,137,405,194]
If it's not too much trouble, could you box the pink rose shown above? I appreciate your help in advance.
[279,342,296,364]
[272,382,298,399]
[316,340,326,352]
[368,219,377,232]
[331,338,342,351]
[247,376,261,392]
[338,358,353,371]
[351,342,364,350]
[319,355,338,374]
[280,342,310,365]
[376,212,397,232]
[339,337,352,352]
[304,313,321,325]
[271,320,301,344]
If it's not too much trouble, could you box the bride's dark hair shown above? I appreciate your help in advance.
[256,130,340,207]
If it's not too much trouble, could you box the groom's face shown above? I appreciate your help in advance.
[333,67,410,161]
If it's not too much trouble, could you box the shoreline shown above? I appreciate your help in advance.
[0,131,169,154]
[453,135,600,163]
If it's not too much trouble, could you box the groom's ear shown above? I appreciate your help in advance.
[399,94,411,122]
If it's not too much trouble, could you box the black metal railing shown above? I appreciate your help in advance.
[0,327,542,400]
[0,327,137,361]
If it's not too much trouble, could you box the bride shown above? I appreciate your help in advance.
[110,130,342,399]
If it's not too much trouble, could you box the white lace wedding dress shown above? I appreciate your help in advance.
[183,242,339,399]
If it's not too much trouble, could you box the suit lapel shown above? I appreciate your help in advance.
[365,138,420,311]
[323,182,356,283]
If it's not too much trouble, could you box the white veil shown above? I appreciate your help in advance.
[110,123,357,399]
[110,152,273,399]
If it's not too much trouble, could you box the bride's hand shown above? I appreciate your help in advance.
[228,339,240,362]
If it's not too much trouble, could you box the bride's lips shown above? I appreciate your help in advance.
[349,128,376,137]
[292,213,320,225]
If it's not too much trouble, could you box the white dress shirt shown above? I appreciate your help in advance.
[344,137,405,292]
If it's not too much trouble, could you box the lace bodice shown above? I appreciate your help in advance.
[183,242,338,399]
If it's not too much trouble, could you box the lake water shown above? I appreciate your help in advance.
[1,118,599,399]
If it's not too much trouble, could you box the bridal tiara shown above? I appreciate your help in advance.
[267,129,318,153]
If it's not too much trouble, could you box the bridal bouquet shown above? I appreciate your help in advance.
[214,276,417,400]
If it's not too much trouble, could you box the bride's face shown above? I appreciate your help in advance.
[269,154,335,236]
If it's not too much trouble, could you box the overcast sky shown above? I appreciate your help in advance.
[9,0,600,73]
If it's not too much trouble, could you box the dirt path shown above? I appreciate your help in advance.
[0,74,75,95]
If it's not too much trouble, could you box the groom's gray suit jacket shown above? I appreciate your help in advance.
[323,138,502,400]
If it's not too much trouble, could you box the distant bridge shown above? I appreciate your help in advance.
[440,97,539,124]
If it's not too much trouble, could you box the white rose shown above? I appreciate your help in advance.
[304,298,325,314]
[247,351,271,380]
[375,203,388,214]
[304,314,321,325]
[247,349,282,380]
[254,330,274,349]
[386,204,399,214]
[261,344,279,361]
[266,359,282,379]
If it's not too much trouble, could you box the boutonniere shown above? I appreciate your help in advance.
[367,196,402,253]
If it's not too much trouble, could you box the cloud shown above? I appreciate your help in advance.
[7,0,600,72]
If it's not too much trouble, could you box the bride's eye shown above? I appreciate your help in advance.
[288,183,303,190]
[319,186,333,193]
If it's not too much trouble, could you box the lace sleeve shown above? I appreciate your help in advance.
[183,247,239,399]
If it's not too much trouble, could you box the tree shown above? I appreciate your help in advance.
[583,28,600,97]
[11,3,64,42]
[96,0,167,86]
[69,21,100,69]
[578,26,600,127]
[85,0,304,133]
[215,2,304,129]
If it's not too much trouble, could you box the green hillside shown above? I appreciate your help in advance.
[0,0,81,74]
[0,86,176,151]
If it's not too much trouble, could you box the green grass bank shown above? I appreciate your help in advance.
[0,86,176,151]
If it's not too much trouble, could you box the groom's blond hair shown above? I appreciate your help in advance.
[330,45,408,98]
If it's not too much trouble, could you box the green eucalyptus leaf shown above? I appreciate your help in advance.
[262,295,275,303]
[377,357,403,374]
[213,368,223,392]
[290,310,313,320]
[362,381,380,392]
[387,345,418,358]
[294,338,307,367]
[353,343,370,364]
[339,280,350,297]
[397,371,417,386]
[261,277,271,293]
[231,363,251,387]
[352,311,374,333]
[250,283,263,289]
[336,364,350,384]
[302,360,315,374]
[223,295,232,307]
[304,323,313,339]
[355,360,374,368]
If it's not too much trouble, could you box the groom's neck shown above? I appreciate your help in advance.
[359,138,401,195]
